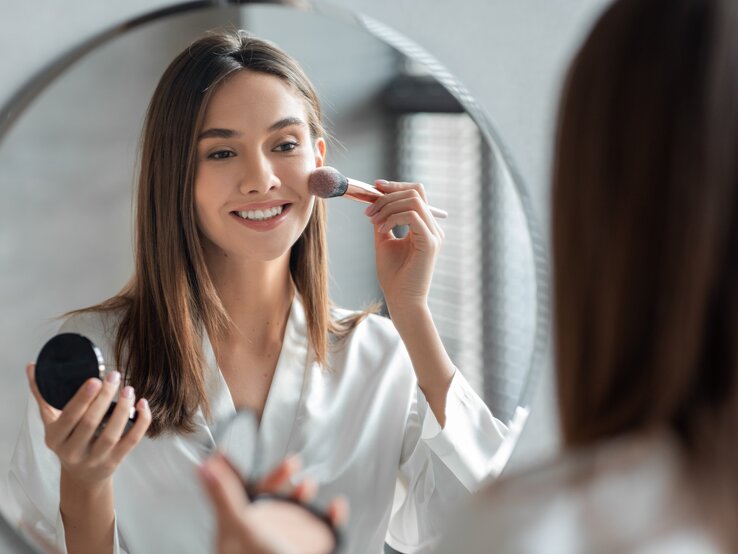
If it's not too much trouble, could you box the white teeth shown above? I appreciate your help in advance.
[236,205,284,221]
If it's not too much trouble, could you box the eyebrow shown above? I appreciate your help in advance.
[198,117,307,141]
[268,116,307,132]
[198,128,239,140]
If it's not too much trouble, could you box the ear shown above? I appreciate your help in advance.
[314,137,326,168]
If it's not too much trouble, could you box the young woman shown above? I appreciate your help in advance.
[204,0,738,552]
[10,30,505,554]
[437,0,738,551]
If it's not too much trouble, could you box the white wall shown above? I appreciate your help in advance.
[0,0,611,506]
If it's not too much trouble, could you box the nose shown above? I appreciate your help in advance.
[238,151,280,195]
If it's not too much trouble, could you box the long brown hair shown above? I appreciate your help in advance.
[553,0,738,538]
[76,30,365,436]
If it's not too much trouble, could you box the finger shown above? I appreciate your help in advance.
[61,371,121,455]
[365,189,422,217]
[375,181,447,230]
[253,456,301,496]
[200,453,251,521]
[375,180,428,203]
[378,211,440,253]
[109,398,151,465]
[370,196,440,239]
[290,478,318,504]
[326,497,349,528]
[89,385,136,459]
[26,363,60,425]
[43,379,104,451]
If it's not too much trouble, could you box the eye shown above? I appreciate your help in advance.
[274,141,298,153]
[208,150,235,160]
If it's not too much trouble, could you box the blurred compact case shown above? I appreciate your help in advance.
[35,332,135,431]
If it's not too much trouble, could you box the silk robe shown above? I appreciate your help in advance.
[10,296,507,553]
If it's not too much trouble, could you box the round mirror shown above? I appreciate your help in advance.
[0,1,548,551]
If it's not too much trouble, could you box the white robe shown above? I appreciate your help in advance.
[435,432,723,554]
[9,296,507,553]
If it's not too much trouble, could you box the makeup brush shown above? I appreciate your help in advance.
[308,166,448,219]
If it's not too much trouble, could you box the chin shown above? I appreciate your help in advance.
[234,241,296,263]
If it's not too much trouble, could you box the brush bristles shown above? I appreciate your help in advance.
[308,166,349,198]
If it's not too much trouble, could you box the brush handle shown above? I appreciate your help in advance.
[427,205,449,219]
[345,178,448,219]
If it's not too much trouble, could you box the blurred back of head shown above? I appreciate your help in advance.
[553,0,738,534]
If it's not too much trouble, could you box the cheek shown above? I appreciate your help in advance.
[304,195,316,216]
[301,198,317,233]
[278,152,318,186]
[193,176,216,230]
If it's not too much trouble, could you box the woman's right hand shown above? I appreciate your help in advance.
[26,362,151,488]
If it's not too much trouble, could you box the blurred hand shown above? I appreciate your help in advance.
[365,180,444,315]
[26,362,151,490]
[199,453,347,554]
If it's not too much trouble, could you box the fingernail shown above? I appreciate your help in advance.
[364,204,375,216]
[85,379,102,395]
[379,223,390,233]
[285,454,302,471]
[375,179,388,186]
[140,398,149,411]
[121,386,134,399]
[199,463,215,484]
[106,371,121,385]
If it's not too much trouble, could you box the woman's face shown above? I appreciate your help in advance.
[194,70,325,263]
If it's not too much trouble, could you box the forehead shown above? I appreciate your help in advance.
[202,70,308,129]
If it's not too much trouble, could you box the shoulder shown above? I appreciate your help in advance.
[332,306,402,345]
[330,307,412,374]
[441,432,719,554]
[485,431,684,499]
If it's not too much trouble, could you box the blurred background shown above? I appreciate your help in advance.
[0,0,612,546]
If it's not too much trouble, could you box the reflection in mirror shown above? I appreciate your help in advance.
[0,2,546,553]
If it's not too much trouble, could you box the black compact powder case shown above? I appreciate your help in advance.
[35,333,135,430]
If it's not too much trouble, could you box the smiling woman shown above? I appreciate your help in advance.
[8,30,507,554]
[195,72,324,268]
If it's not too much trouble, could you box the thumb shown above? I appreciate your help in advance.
[199,453,251,522]
[26,363,60,424]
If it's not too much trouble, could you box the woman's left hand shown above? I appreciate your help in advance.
[366,180,444,314]
[199,454,347,554]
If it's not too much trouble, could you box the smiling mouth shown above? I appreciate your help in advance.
[232,204,289,222]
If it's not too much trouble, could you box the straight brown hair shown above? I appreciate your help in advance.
[73,30,366,436]
[553,0,738,540]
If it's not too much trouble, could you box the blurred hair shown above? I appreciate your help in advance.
[553,0,738,541]
[73,30,366,436]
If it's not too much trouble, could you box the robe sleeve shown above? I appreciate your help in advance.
[386,369,508,553]
[8,397,130,554]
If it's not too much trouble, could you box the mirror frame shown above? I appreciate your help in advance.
[0,0,550,473]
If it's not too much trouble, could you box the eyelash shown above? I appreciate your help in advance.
[208,150,235,160]
[206,141,299,160]
[274,141,299,153]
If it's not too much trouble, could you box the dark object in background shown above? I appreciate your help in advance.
[35,333,135,432]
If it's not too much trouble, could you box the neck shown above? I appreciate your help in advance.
[204,247,295,346]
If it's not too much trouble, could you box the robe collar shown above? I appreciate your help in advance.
[196,294,311,476]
